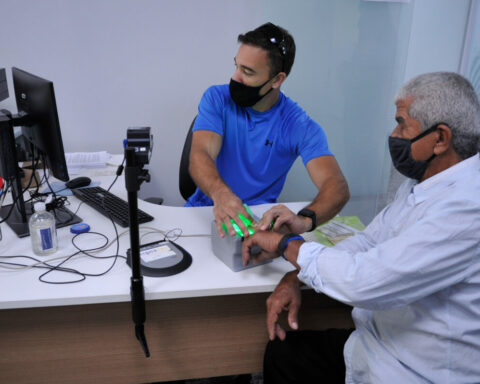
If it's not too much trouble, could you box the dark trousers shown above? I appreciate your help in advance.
[263,328,354,384]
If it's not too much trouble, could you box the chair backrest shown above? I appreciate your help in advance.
[179,117,197,201]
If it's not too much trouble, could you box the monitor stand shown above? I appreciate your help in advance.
[0,202,82,238]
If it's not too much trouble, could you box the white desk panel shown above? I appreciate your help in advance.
[0,180,307,309]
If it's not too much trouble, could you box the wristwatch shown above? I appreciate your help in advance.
[297,208,316,232]
[277,233,304,260]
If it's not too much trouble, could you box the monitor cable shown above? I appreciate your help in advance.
[0,151,41,224]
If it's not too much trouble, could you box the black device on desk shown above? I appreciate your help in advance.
[126,239,192,277]
[65,176,91,189]
[0,67,81,237]
[72,185,154,227]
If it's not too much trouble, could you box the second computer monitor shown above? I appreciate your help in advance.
[12,67,70,181]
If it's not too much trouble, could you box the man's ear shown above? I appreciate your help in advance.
[271,72,287,89]
[433,124,453,155]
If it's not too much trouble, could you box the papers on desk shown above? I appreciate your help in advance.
[66,151,110,174]
[107,154,124,167]
[301,216,365,246]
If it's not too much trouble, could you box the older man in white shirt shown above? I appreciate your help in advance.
[242,72,480,383]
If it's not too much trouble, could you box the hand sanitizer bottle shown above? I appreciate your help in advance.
[29,202,58,255]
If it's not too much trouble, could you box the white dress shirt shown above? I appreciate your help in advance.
[297,154,480,383]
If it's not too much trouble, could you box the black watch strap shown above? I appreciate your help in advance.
[297,208,316,232]
[277,233,304,260]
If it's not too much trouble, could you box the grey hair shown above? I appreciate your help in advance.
[395,72,480,159]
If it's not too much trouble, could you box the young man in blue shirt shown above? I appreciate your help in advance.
[187,23,349,237]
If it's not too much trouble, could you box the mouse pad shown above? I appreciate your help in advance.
[41,181,100,196]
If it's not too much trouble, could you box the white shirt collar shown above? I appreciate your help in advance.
[412,153,479,201]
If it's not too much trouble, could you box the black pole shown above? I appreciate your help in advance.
[125,146,150,358]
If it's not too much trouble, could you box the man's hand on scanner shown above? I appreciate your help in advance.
[258,204,311,234]
[213,191,256,237]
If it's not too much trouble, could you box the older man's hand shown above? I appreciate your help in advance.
[266,270,302,340]
[242,230,283,266]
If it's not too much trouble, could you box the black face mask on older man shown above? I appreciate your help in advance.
[388,124,439,181]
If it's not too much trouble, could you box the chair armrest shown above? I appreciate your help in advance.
[144,197,164,205]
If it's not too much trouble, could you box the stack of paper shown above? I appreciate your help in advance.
[319,220,358,244]
[302,216,365,246]
[66,151,110,174]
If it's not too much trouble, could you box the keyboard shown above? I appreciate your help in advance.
[72,186,154,227]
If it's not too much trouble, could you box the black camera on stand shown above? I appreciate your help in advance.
[124,126,191,357]
[125,127,153,165]
[124,127,153,188]
[124,126,152,358]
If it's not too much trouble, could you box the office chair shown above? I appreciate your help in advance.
[179,117,197,201]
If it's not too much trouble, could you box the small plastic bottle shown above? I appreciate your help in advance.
[29,202,58,255]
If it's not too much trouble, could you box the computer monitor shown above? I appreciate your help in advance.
[0,67,81,238]
[0,68,8,102]
[13,67,69,181]
[0,68,17,181]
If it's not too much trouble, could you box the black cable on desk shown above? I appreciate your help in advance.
[37,173,126,284]
[0,254,87,283]
[38,164,125,283]
[107,155,126,192]
[0,180,125,284]
[0,153,42,224]
[0,168,198,284]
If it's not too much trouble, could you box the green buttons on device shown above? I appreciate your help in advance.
[221,204,256,237]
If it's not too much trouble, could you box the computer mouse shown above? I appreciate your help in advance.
[65,176,91,189]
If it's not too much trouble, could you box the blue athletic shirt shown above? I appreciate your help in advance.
[185,84,333,206]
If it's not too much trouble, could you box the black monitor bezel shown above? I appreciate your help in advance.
[0,68,8,102]
[12,67,69,182]
[0,68,81,238]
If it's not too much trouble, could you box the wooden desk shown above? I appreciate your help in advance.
[0,187,353,383]
[0,291,352,383]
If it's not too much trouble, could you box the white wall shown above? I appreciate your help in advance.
[404,0,471,81]
[379,0,472,211]
[0,0,264,205]
[266,0,414,209]
[0,0,473,215]
[267,0,471,222]
[460,0,480,94]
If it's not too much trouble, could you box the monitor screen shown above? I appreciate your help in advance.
[0,68,16,181]
[12,67,69,181]
[0,110,18,180]
[0,68,81,238]
[0,68,8,102]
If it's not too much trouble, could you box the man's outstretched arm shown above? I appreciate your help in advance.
[259,156,349,234]
[189,130,254,237]
[304,155,350,226]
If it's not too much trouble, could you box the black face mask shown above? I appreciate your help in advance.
[229,78,274,107]
[388,125,438,181]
